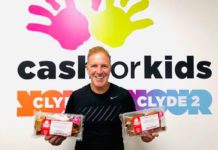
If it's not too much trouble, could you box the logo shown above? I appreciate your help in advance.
[27,0,153,50]
[129,89,212,115]
[110,96,119,100]
[16,55,213,116]
[17,90,72,116]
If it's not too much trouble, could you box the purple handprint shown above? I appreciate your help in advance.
[27,0,92,50]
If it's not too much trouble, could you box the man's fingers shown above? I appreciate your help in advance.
[52,136,66,145]
[141,135,153,142]
[44,135,66,146]
[45,135,53,141]
[141,133,159,142]
[152,132,159,137]
[52,136,66,146]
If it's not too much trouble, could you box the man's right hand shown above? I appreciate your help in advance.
[45,135,66,146]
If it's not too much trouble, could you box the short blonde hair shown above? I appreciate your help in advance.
[88,46,111,63]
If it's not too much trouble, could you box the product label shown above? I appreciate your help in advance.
[132,116,142,134]
[140,114,160,131]
[50,120,73,136]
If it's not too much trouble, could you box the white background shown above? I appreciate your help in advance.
[0,0,218,150]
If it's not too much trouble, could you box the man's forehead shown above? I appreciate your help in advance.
[87,60,110,64]
[88,52,109,58]
[88,53,110,62]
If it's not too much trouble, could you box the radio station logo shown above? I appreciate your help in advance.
[17,89,212,117]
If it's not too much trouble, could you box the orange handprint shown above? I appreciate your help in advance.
[89,0,153,47]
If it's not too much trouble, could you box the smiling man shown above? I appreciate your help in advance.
[45,46,158,150]
[86,46,111,94]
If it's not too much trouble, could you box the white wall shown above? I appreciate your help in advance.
[1,0,218,150]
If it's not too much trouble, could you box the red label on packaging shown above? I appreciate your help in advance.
[132,116,142,134]
[41,119,51,135]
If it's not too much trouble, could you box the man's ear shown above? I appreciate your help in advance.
[85,63,91,78]
[85,62,90,75]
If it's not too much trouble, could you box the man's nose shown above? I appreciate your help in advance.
[96,66,103,74]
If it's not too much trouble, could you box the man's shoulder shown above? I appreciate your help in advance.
[73,84,90,95]
[110,83,129,94]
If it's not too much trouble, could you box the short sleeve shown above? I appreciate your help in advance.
[65,93,75,114]
[126,91,136,112]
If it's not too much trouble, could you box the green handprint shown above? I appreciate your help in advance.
[89,0,153,47]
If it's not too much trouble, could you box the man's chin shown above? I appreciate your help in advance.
[95,84,105,88]
[93,82,107,88]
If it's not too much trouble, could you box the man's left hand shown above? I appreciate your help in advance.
[141,132,159,143]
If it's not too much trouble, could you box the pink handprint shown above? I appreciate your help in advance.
[92,0,101,11]
[27,0,93,50]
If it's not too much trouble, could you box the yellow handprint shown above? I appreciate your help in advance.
[89,0,153,47]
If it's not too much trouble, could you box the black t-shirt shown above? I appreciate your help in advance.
[65,83,135,150]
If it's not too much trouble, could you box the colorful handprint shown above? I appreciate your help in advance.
[27,0,153,49]
[27,0,91,50]
[89,0,154,47]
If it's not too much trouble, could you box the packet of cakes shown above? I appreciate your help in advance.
[34,112,84,140]
[120,107,166,137]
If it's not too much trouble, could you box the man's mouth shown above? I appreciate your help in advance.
[95,76,104,81]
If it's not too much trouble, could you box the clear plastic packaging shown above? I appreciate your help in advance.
[34,112,84,140]
[120,108,166,137]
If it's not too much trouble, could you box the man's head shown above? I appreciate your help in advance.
[86,46,111,93]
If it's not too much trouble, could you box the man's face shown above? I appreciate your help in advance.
[86,52,111,90]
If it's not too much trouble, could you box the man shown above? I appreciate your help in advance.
[45,46,158,149]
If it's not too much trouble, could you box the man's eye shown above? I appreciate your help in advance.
[102,65,108,68]
[91,65,97,68]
